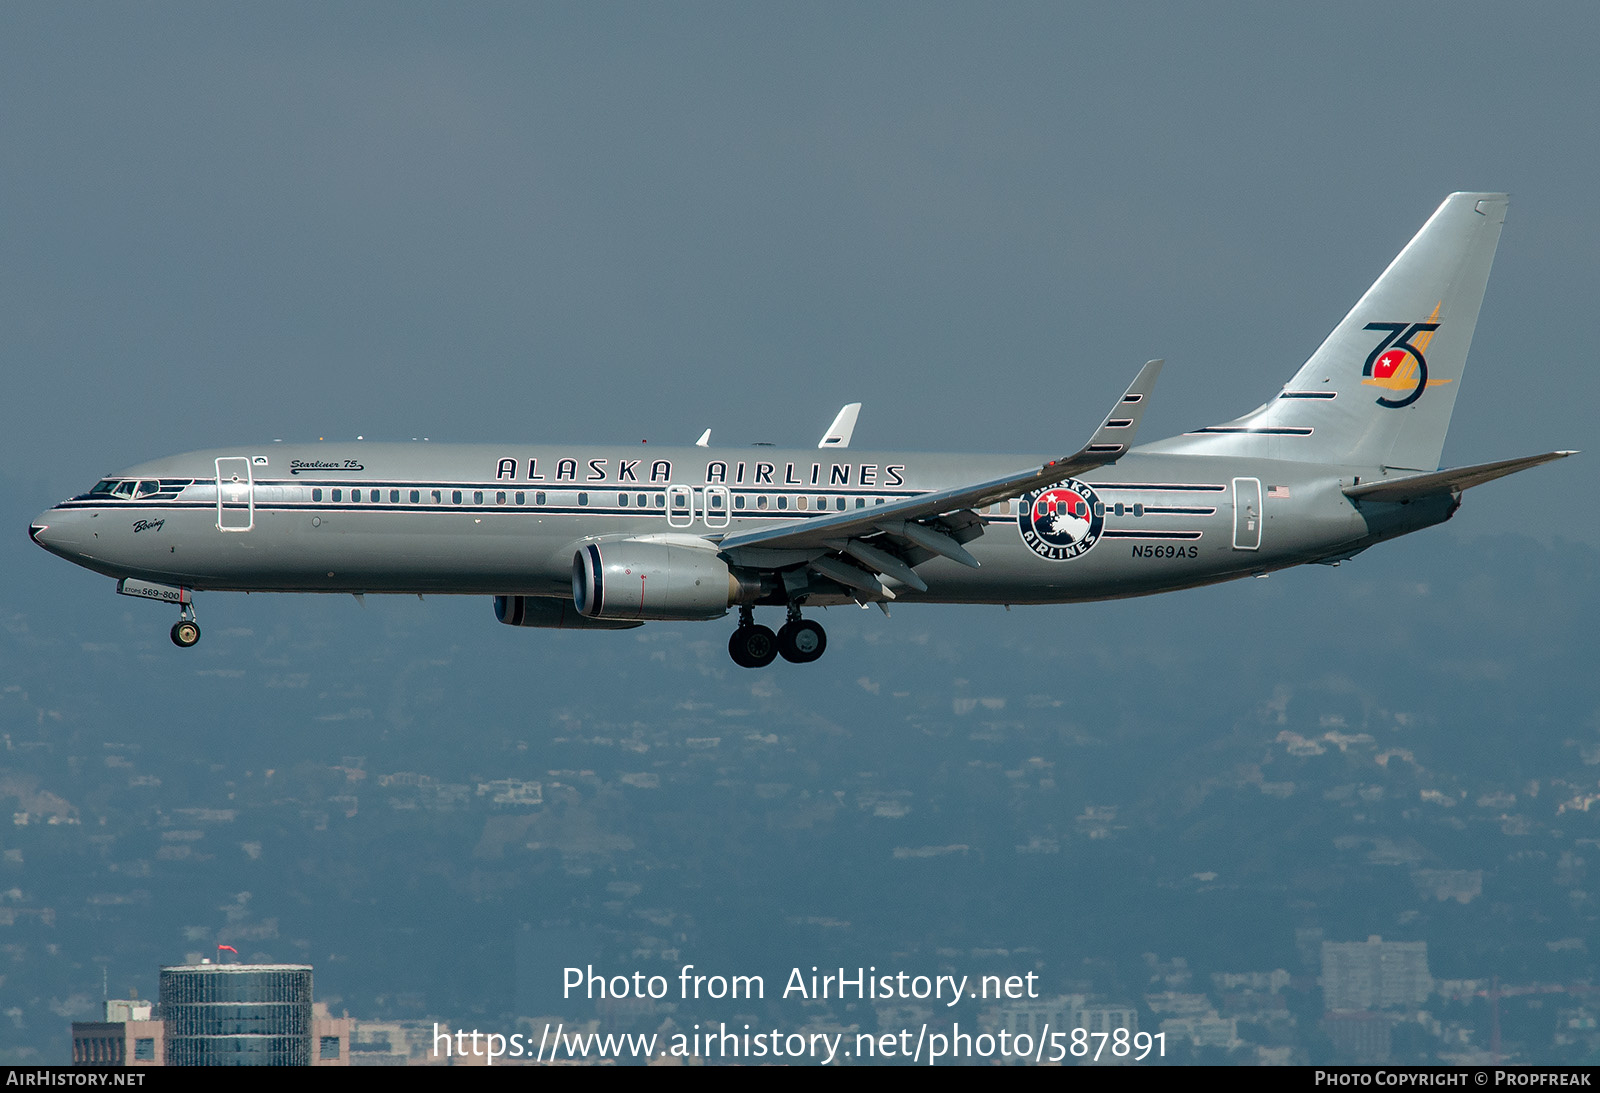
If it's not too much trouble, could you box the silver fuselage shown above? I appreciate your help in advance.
[29,441,1450,607]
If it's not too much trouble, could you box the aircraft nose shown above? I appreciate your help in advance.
[29,512,71,555]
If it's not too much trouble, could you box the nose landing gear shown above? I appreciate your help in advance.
[170,603,201,648]
[728,605,827,667]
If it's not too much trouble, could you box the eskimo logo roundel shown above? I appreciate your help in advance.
[1017,479,1104,561]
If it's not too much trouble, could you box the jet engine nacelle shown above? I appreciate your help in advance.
[494,595,643,630]
[572,540,747,621]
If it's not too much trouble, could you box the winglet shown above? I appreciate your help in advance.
[818,404,862,448]
[1082,359,1163,460]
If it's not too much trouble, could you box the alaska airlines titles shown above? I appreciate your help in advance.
[489,457,909,488]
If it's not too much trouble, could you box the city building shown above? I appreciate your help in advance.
[1321,936,1432,1012]
[71,961,354,1066]
[161,961,314,1066]
[70,1000,162,1067]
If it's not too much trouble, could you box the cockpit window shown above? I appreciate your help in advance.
[78,477,193,503]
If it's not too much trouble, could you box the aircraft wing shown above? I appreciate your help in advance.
[818,404,862,448]
[716,361,1163,591]
[1343,450,1576,502]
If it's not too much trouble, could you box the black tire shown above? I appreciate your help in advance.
[777,619,827,663]
[171,621,201,648]
[728,624,778,668]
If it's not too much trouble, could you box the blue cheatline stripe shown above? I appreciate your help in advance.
[1092,482,1227,492]
[55,498,918,521]
[63,482,1232,522]
[1101,530,1204,540]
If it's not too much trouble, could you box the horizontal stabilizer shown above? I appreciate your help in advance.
[1343,450,1576,502]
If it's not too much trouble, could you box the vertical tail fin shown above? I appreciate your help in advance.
[1148,193,1508,470]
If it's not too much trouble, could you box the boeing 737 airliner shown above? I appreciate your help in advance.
[30,194,1573,666]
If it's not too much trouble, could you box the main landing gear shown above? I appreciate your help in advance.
[170,603,201,648]
[728,605,827,668]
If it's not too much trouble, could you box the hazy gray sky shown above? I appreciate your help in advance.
[4,2,1594,535]
[3,8,1598,1057]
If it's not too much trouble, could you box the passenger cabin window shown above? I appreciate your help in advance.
[352,489,362,502]
[856,498,865,508]
[391,490,400,503]
[515,491,524,505]
[331,489,342,502]
[1133,503,1145,517]
[638,494,647,507]
[735,496,745,510]
[431,490,442,504]
[473,490,483,504]
[796,496,807,510]
[536,492,546,505]
[312,488,323,502]
[578,492,588,505]
[496,491,506,505]
[618,493,629,506]
[835,497,845,510]
[757,496,768,510]
[777,496,788,510]
[410,490,420,503]
[452,490,463,504]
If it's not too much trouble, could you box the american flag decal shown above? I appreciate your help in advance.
[1267,485,1290,499]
